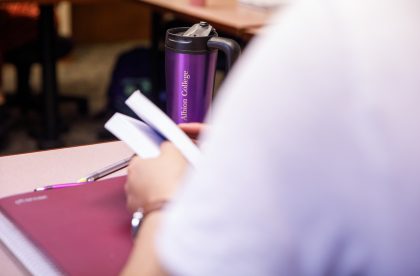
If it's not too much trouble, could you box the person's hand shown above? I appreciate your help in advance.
[178,123,207,142]
[125,142,188,212]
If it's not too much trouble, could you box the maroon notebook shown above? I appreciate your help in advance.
[0,176,133,276]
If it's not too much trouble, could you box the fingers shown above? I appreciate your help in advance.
[125,156,144,211]
[160,141,178,154]
[178,123,206,140]
[126,194,139,213]
[160,142,187,164]
[127,156,141,171]
[124,142,187,213]
[126,156,141,187]
[178,122,204,130]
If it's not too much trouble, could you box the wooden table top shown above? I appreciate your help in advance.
[1,0,276,38]
[138,0,274,36]
[0,141,132,198]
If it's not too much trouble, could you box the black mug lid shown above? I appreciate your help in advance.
[183,21,213,37]
[165,23,218,53]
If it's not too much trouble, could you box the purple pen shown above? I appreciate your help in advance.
[34,182,86,192]
[33,155,134,192]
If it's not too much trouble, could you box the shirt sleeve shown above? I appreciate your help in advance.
[156,1,373,275]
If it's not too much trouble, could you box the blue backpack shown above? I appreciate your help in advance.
[106,47,165,118]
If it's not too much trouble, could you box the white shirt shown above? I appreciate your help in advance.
[158,0,420,275]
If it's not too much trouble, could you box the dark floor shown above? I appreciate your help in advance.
[0,40,145,156]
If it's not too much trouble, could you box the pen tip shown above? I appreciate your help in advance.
[34,187,46,192]
[77,177,87,183]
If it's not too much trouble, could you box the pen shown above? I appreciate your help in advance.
[131,210,143,238]
[34,155,135,191]
[77,154,135,183]
[34,182,87,192]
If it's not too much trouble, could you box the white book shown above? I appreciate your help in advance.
[105,113,163,159]
[105,90,201,166]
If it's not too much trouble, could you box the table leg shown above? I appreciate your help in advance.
[39,4,63,149]
[150,11,163,108]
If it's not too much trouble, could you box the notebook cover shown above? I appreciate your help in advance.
[0,176,132,276]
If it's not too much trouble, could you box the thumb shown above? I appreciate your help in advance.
[159,142,186,163]
[160,141,179,154]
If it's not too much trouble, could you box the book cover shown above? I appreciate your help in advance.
[0,176,132,276]
[105,90,201,166]
[105,113,164,159]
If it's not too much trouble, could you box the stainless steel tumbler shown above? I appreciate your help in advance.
[165,22,241,123]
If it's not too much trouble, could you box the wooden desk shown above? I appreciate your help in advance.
[138,0,272,36]
[0,141,133,275]
[241,25,266,41]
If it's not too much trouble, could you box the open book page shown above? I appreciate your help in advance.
[105,113,164,159]
[119,90,201,165]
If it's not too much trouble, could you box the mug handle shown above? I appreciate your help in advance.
[207,37,241,71]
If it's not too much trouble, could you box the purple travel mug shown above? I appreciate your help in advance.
[165,22,241,123]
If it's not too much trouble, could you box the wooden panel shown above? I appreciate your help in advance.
[72,1,151,43]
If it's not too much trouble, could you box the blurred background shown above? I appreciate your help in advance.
[0,1,153,155]
[0,0,279,156]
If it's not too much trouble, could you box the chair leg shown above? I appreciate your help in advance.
[15,63,34,113]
